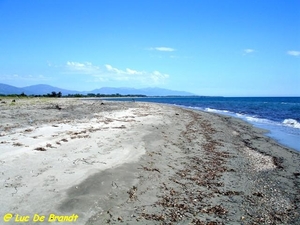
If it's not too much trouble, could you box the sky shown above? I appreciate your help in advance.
[0,0,299,96]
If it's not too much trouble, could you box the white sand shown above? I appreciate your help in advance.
[0,101,165,222]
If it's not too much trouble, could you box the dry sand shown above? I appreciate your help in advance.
[0,98,299,224]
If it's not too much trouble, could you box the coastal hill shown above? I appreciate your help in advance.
[0,83,195,96]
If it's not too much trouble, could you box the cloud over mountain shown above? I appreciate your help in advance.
[65,62,169,84]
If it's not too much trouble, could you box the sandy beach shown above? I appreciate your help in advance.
[0,98,299,224]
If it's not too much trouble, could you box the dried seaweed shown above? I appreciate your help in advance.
[127,186,138,201]
[34,147,46,151]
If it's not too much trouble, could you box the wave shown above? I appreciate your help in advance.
[184,106,300,131]
[281,102,300,105]
[203,107,300,130]
[283,119,300,129]
[244,116,274,124]
[205,107,230,114]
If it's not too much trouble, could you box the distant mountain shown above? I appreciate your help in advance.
[0,84,81,95]
[88,87,138,95]
[0,83,195,96]
[0,83,24,95]
[22,84,79,95]
[140,87,194,96]
[88,87,194,96]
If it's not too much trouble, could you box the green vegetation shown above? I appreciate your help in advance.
[67,93,146,98]
[0,91,146,98]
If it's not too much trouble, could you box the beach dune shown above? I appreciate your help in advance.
[1,98,299,224]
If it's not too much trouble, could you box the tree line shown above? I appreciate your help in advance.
[0,91,146,98]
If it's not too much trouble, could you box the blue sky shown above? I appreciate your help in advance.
[0,0,299,96]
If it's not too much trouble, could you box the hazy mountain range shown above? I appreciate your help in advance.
[0,83,195,96]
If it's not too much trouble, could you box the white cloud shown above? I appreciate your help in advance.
[243,49,255,54]
[105,64,122,74]
[65,62,169,84]
[66,61,100,73]
[151,71,169,83]
[0,74,49,81]
[148,47,176,52]
[126,68,142,75]
[105,64,169,83]
[287,50,300,56]
[105,64,143,75]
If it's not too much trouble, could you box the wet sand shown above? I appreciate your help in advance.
[0,98,299,224]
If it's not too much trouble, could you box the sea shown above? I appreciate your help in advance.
[104,97,300,152]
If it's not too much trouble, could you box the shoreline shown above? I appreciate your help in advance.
[1,98,300,224]
[196,106,300,153]
[99,96,300,153]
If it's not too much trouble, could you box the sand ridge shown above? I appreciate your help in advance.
[0,99,166,222]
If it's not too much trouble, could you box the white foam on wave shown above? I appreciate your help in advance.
[281,102,300,105]
[283,119,300,129]
[205,107,230,114]
[205,108,290,128]
[182,105,300,151]
[192,106,300,131]
[244,116,274,124]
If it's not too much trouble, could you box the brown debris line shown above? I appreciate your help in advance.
[46,143,55,148]
[222,190,241,196]
[34,147,46,151]
[293,172,300,178]
[141,209,187,223]
[127,186,138,201]
[88,127,101,132]
[112,125,126,129]
[138,111,234,224]
[24,128,33,132]
[157,194,188,209]
[55,104,62,110]
[139,165,160,173]
[272,156,284,169]
[70,134,90,139]
[253,192,264,197]
[13,142,23,146]
[68,130,87,135]
[68,128,101,139]
[201,205,228,215]
[191,219,225,225]
[140,213,165,221]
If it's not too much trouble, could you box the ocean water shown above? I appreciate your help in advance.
[104,97,300,152]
